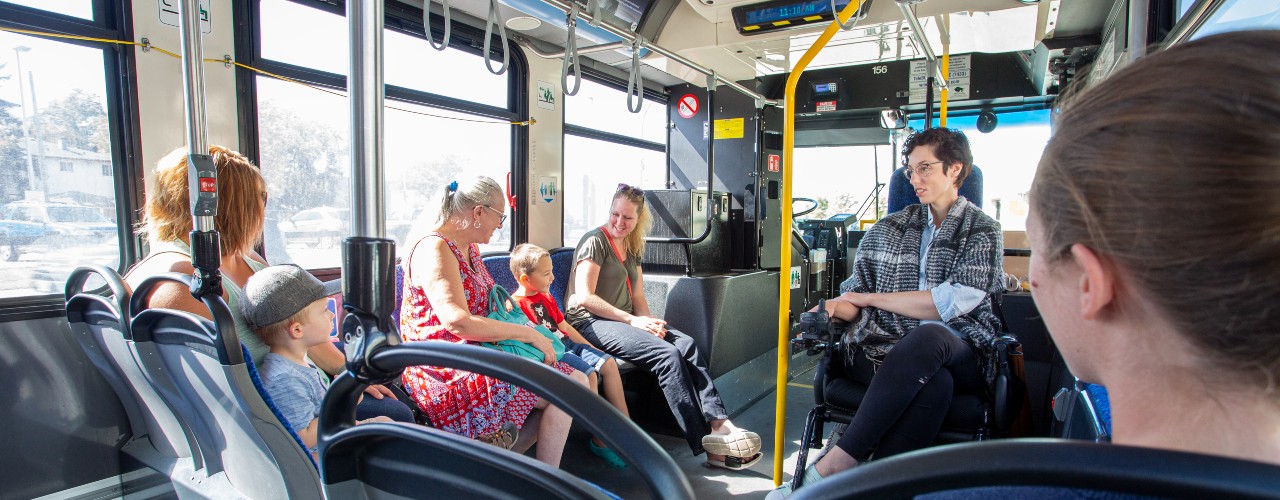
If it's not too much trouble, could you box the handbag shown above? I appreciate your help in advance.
[483,285,565,362]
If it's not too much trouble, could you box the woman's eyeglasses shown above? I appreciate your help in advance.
[616,183,644,196]
[903,160,945,180]
[482,205,508,225]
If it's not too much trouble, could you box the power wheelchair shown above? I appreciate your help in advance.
[789,298,1027,490]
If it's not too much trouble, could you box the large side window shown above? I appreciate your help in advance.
[0,5,132,299]
[918,109,1051,231]
[254,0,521,269]
[563,78,666,246]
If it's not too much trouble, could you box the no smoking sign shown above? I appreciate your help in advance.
[677,94,699,119]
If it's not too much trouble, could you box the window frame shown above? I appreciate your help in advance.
[236,0,529,270]
[0,0,144,314]
[561,69,668,246]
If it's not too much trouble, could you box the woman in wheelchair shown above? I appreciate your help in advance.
[771,128,1004,498]
[1026,31,1280,468]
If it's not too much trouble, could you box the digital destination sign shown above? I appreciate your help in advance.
[732,0,862,35]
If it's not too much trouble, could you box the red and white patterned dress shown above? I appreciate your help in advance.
[400,233,575,438]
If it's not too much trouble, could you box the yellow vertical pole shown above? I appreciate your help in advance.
[773,0,863,487]
[939,15,950,127]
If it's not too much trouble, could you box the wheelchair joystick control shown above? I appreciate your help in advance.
[792,298,833,355]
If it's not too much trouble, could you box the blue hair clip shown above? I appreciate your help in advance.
[448,180,458,192]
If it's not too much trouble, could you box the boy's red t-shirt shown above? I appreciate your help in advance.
[515,292,565,336]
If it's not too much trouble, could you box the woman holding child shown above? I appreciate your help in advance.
[126,146,412,423]
[399,176,585,468]
[566,184,762,470]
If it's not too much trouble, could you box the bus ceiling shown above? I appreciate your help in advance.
[403,0,1113,110]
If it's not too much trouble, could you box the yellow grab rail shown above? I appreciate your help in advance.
[773,0,865,486]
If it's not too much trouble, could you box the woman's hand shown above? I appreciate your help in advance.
[528,329,558,365]
[809,299,860,322]
[629,315,668,338]
[835,292,872,308]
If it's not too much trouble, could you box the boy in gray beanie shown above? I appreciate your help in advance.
[242,265,390,455]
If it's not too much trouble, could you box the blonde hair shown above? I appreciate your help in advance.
[253,307,312,347]
[1031,30,1280,392]
[613,188,652,257]
[436,175,505,226]
[141,146,266,256]
[509,243,549,280]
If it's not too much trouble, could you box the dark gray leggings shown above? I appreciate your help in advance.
[575,317,728,455]
[835,324,983,460]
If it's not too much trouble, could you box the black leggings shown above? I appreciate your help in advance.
[834,324,983,460]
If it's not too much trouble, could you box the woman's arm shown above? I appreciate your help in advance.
[571,259,637,323]
[127,257,217,321]
[630,266,654,318]
[838,290,942,321]
[410,238,546,345]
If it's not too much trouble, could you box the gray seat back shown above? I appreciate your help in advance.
[130,275,322,498]
[64,266,199,464]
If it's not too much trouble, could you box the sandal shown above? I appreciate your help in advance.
[702,429,762,457]
[705,452,762,471]
[589,439,627,469]
[476,421,518,450]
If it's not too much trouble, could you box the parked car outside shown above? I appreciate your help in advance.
[281,206,349,248]
[0,201,116,262]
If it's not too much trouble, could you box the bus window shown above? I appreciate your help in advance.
[563,78,666,247]
[792,145,895,221]
[910,109,1052,231]
[0,31,121,297]
[2,0,92,20]
[257,77,513,269]
[255,0,519,268]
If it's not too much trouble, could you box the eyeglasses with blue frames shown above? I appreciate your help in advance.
[903,160,945,180]
[482,205,507,225]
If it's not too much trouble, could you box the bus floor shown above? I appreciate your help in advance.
[558,363,819,499]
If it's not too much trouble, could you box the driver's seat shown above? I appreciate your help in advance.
[888,165,984,214]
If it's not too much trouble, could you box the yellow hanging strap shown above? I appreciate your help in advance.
[774,0,863,487]
[0,26,533,127]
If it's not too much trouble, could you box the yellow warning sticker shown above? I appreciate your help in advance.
[713,118,745,139]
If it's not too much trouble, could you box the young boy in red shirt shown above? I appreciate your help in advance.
[509,243,630,469]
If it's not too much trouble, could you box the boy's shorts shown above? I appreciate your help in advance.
[559,351,596,376]
[564,339,610,373]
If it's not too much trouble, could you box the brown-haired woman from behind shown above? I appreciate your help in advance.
[1027,30,1280,465]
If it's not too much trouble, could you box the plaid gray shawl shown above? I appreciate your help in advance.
[839,197,1004,380]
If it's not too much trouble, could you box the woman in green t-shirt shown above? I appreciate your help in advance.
[565,184,761,470]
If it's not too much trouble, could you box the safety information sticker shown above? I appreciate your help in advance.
[909,54,970,104]
[790,266,802,289]
[714,118,745,140]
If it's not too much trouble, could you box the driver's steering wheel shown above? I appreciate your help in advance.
[794,197,819,218]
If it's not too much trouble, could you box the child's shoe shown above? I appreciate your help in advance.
[589,439,627,469]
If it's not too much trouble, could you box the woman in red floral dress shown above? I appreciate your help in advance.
[400,176,585,468]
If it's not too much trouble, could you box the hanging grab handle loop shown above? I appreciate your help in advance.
[587,0,602,27]
[484,0,510,75]
[562,1,582,96]
[427,0,452,51]
[626,37,644,113]
[832,0,860,30]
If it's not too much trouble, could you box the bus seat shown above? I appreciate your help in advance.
[481,251,518,295]
[64,266,200,470]
[392,263,404,326]
[549,246,576,305]
[790,439,1280,499]
[887,165,984,214]
[129,276,322,498]
[1083,384,1112,436]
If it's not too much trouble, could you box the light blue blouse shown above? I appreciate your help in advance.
[919,208,987,338]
